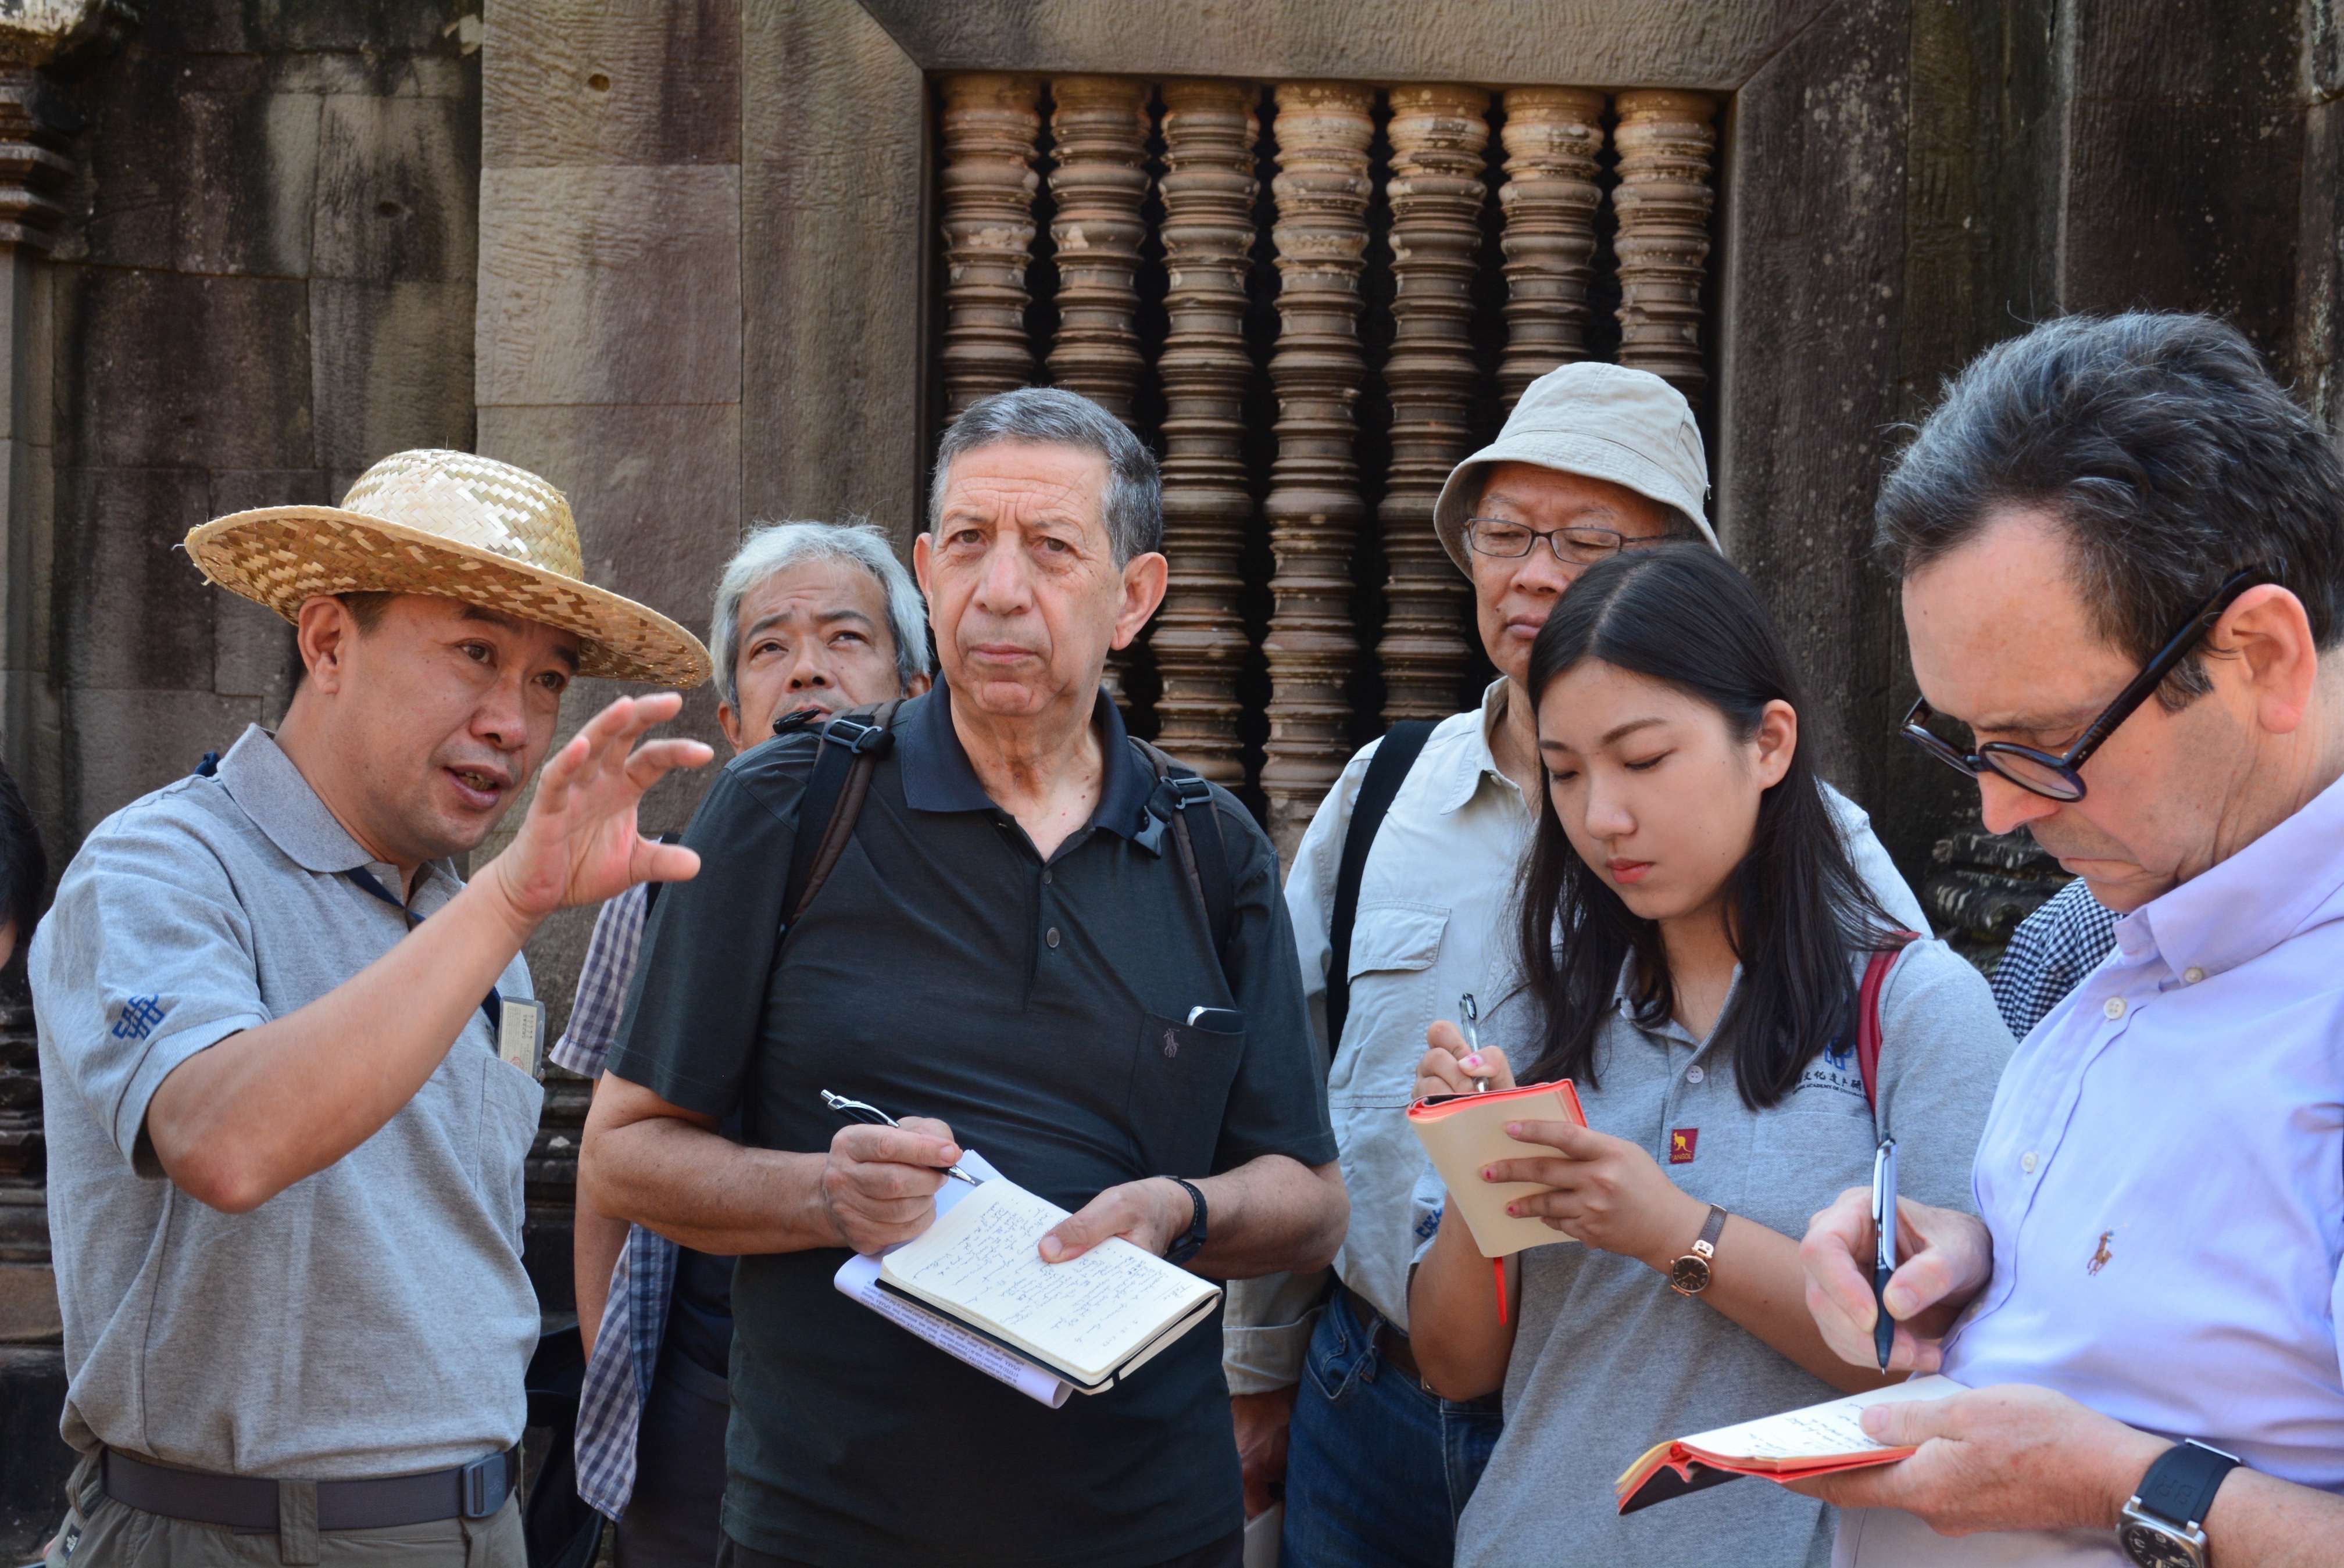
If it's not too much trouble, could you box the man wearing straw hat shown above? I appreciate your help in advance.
[31,450,713,1567]
[1225,364,1929,1566]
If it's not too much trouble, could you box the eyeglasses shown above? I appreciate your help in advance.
[1463,518,1662,565]
[1900,565,2274,803]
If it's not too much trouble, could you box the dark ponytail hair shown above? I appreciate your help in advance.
[1514,545,1900,1109]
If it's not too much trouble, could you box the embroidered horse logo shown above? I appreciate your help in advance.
[2088,1230,2115,1275]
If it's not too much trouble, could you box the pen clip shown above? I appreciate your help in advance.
[820,1090,898,1127]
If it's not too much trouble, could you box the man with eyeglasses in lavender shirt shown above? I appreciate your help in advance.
[1798,313,2344,1567]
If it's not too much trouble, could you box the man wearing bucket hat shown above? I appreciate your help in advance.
[31,450,713,1567]
[1225,364,1930,1566]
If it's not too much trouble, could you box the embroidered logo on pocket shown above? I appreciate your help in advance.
[1670,1127,1698,1164]
[1162,1028,1180,1059]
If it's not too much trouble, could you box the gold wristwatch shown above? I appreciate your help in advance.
[1669,1204,1729,1295]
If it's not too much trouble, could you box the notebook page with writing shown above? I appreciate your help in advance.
[879,1177,1220,1386]
[1678,1374,1964,1467]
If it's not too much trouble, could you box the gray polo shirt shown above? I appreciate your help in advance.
[1446,938,2013,1568]
[33,725,540,1478]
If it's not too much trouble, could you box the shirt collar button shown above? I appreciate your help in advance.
[2183,965,2205,985]
[2103,996,2127,1020]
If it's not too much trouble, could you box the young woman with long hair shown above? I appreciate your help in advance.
[1407,546,2013,1566]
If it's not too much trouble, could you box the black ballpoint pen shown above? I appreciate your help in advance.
[1870,1136,1899,1371]
[820,1090,982,1186]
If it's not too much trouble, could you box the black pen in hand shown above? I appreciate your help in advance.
[820,1090,982,1186]
[1870,1136,1898,1371]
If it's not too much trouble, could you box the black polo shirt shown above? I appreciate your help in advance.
[607,685,1337,1567]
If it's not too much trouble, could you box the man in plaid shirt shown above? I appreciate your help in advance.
[1990,875,2119,1039]
[556,520,930,1567]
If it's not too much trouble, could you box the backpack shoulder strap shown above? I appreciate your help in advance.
[1131,738,1234,968]
[1856,929,1922,1119]
[782,699,902,929]
[1326,719,1438,1056]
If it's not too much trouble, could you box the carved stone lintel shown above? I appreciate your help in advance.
[1613,90,1717,398]
[941,74,1042,417]
[1377,84,1488,723]
[1047,76,1151,421]
[1150,79,1258,786]
[1260,81,1373,857]
[1496,87,1606,404]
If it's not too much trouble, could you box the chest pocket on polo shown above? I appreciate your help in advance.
[1331,903,1449,1105]
[1127,1012,1245,1177]
[471,1046,544,1249]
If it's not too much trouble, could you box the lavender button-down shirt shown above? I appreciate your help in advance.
[1838,774,2344,1566]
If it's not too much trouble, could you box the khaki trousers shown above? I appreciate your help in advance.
[43,1452,526,1568]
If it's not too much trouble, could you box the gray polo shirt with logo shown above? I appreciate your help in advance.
[1446,938,2013,1568]
[32,724,541,1478]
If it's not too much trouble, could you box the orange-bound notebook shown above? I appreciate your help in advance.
[1406,1080,1589,1258]
[1614,1376,1964,1514]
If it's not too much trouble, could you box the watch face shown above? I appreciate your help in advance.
[2120,1522,2202,1568]
[1669,1255,1711,1294]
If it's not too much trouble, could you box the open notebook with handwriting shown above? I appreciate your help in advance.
[838,1155,1221,1397]
[1614,1375,1966,1513]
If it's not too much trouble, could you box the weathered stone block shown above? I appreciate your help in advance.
[312,93,478,284]
[206,471,322,720]
[55,467,215,695]
[83,73,320,278]
[62,270,314,472]
[65,688,262,838]
[475,164,741,408]
[477,402,740,629]
[0,1263,58,1344]
[741,0,923,537]
[142,0,468,57]
[0,1344,69,1559]
[485,0,741,167]
[312,278,478,472]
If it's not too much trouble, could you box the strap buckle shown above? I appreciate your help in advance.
[1163,775,1212,811]
[819,713,894,757]
[456,1451,506,1519]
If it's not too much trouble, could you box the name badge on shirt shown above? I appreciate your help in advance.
[498,997,545,1079]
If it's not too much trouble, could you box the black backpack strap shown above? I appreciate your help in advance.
[1325,719,1438,1057]
[781,700,901,929]
[1132,739,1234,972]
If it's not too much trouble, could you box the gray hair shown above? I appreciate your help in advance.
[927,386,1164,565]
[708,519,932,712]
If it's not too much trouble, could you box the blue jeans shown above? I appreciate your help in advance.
[1280,1288,1502,1568]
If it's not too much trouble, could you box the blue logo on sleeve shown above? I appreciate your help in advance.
[109,995,166,1041]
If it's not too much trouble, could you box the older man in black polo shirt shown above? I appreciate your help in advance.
[582,386,1347,1568]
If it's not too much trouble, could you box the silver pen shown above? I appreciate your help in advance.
[1459,993,1488,1092]
[819,1090,983,1186]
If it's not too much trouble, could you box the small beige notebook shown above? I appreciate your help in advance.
[877,1176,1222,1391]
[1407,1080,1590,1256]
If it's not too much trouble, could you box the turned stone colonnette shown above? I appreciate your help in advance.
[1150,80,1257,786]
[1374,85,1488,724]
[1613,90,1718,398]
[1258,81,1373,857]
[1496,87,1607,400]
[941,73,1044,417]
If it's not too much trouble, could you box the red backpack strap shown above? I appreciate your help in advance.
[1856,930,1921,1118]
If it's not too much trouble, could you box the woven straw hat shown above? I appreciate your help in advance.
[184,450,710,688]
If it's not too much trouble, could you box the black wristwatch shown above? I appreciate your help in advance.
[2119,1440,2241,1568]
[1160,1176,1208,1265]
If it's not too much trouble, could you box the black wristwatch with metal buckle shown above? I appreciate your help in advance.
[2119,1440,2241,1568]
[1160,1176,1208,1266]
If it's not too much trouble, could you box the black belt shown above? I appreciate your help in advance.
[101,1447,520,1533]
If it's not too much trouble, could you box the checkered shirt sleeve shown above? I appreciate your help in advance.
[548,880,684,1520]
[572,1223,680,1519]
[1990,876,2121,1039]
[548,883,650,1078]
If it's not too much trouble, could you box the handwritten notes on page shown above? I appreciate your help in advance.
[880,1176,1219,1387]
[1679,1375,1965,1466]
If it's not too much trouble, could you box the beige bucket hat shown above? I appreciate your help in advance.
[184,449,712,688]
[1432,362,1719,574]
